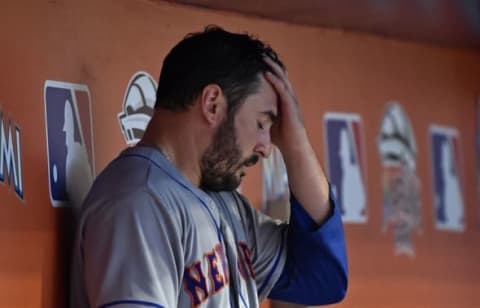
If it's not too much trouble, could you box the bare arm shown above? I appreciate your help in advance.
[264,57,331,225]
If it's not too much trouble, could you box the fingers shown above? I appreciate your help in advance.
[263,56,285,78]
[263,56,294,93]
[264,71,290,102]
[265,70,304,126]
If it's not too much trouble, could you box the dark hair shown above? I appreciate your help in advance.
[155,25,284,113]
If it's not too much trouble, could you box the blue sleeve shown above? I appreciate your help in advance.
[267,186,348,305]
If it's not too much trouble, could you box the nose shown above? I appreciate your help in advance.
[253,131,272,158]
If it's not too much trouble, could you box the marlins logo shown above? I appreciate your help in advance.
[430,125,465,232]
[44,81,95,211]
[324,112,367,223]
[0,107,23,199]
[378,102,421,257]
[118,71,157,145]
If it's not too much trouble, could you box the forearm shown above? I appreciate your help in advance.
[263,57,331,225]
[281,129,331,225]
[263,55,347,305]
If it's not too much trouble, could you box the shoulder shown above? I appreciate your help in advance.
[83,189,168,224]
[81,176,189,237]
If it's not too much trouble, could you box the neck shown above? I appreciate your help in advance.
[139,109,208,187]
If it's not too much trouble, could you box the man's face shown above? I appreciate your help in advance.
[200,75,278,191]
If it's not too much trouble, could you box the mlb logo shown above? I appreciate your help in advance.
[324,113,367,223]
[430,125,465,231]
[44,81,95,208]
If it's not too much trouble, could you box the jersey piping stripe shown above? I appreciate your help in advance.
[212,193,246,308]
[240,292,249,308]
[257,228,286,296]
[98,299,164,308]
[118,153,223,243]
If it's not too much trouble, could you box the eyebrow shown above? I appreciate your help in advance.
[261,110,277,123]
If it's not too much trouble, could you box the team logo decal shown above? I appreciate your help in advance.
[44,81,95,209]
[430,125,465,232]
[0,107,23,199]
[324,112,367,223]
[378,102,422,257]
[118,71,157,145]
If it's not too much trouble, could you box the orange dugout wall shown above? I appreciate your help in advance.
[1,0,479,307]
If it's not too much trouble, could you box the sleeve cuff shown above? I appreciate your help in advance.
[290,183,339,232]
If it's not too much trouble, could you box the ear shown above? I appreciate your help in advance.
[200,84,226,126]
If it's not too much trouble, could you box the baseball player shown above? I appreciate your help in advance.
[70,26,348,308]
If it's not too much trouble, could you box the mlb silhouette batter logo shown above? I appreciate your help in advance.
[324,112,367,223]
[430,125,465,232]
[44,81,95,210]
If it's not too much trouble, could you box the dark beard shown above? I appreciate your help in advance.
[199,116,259,191]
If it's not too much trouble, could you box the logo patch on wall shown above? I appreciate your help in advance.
[430,125,465,232]
[118,71,157,145]
[324,112,367,223]
[0,107,23,200]
[378,102,422,257]
[44,81,95,209]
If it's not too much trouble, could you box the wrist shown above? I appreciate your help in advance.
[277,128,309,155]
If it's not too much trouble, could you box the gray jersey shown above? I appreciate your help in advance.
[70,146,287,308]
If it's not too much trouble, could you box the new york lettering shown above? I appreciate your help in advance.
[183,242,255,307]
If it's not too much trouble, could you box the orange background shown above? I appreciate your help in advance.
[0,0,479,307]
